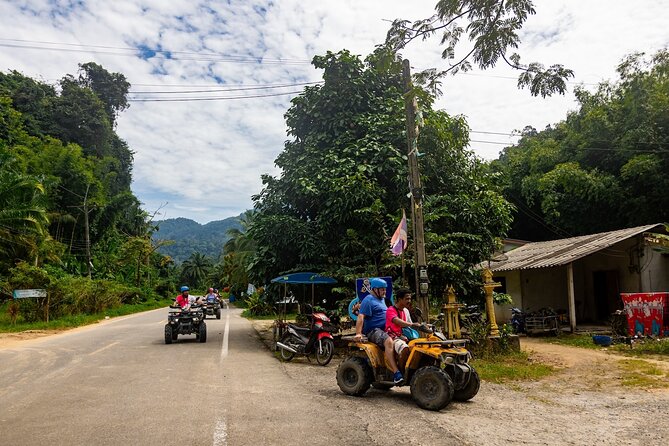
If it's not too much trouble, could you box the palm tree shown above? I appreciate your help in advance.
[180,252,213,289]
[221,210,257,295]
[0,162,49,266]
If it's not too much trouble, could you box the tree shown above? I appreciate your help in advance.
[221,210,256,295]
[384,0,573,97]
[0,151,49,268]
[76,62,130,127]
[180,252,213,289]
[491,49,669,239]
[250,49,512,299]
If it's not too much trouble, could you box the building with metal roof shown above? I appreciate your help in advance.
[489,224,669,331]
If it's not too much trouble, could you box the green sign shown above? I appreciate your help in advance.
[12,289,47,299]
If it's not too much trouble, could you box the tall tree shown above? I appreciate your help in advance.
[384,0,573,97]
[491,49,669,239]
[250,49,512,299]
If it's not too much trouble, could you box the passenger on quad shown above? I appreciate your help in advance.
[175,286,191,308]
[205,288,219,304]
[386,288,422,368]
[353,278,404,385]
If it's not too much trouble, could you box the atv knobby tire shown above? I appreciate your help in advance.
[216,308,221,319]
[198,322,207,343]
[410,366,454,411]
[164,324,173,344]
[336,356,373,396]
[454,368,480,402]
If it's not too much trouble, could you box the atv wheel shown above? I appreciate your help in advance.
[198,322,207,343]
[315,338,334,366]
[279,333,296,361]
[164,324,173,344]
[410,366,454,411]
[336,356,372,396]
[454,368,480,402]
[216,308,221,319]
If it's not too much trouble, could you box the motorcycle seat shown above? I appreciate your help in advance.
[287,324,312,334]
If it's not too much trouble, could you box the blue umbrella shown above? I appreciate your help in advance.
[270,272,337,284]
[271,272,337,307]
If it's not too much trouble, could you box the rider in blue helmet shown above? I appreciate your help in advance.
[354,277,404,385]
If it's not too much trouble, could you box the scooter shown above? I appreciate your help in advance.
[276,306,336,366]
[510,307,526,334]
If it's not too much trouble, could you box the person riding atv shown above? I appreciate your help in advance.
[165,286,207,344]
[336,319,480,411]
[203,287,222,319]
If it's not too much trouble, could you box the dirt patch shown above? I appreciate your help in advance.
[0,330,63,349]
[521,337,669,392]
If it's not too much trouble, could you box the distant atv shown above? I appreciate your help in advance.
[337,324,479,411]
[164,304,207,344]
[203,297,222,319]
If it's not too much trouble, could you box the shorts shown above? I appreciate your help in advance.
[366,328,390,349]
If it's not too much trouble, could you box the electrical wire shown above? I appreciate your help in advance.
[129,81,323,94]
[0,39,311,65]
[127,90,304,102]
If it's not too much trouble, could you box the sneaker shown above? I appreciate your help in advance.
[393,370,404,385]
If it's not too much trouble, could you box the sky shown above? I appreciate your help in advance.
[0,1,667,224]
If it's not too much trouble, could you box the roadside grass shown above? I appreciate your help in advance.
[241,311,298,320]
[618,359,669,389]
[536,333,669,357]
[541,333,602,350]
[0,298,173,333]
[611,339,669,357]
[472,351,555,383]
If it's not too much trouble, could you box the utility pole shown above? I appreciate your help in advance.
[83,184,92,279]
[402,59,430,320]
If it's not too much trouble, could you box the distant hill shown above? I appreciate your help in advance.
[153,215,244,263]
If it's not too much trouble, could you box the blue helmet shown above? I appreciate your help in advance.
[369,278,387,289]
[180,285,190,292]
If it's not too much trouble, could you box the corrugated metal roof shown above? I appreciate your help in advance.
[489,224,665,272]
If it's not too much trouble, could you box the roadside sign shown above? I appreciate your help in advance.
[12,289,47,299]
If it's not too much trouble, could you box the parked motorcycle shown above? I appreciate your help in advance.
[510,307,526,334]
[276,306,336,366]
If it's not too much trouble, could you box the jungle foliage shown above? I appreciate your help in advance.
[249,49,513,302]
[0,64,179,326]
[490,49,669,240]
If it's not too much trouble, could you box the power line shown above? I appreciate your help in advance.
[127,90,304,102]
[129,81,323,94]
[0,39,311,65]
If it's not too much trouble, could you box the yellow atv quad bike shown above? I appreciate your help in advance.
[336,326,480,411]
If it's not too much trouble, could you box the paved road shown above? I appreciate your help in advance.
[0,306,383,445]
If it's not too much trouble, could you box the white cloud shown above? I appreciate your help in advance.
[1,0,667,223]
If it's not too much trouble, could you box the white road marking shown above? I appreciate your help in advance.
[213,417,227,446]
[88,341,119,356]
[220,310,230,363]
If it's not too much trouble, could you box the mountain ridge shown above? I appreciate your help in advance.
[152,214,244,263]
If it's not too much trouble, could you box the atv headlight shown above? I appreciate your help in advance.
[442,355,454,365]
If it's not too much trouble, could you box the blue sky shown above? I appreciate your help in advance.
[0,1,667,223]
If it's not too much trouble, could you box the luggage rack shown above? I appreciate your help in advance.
[525,315,560,335]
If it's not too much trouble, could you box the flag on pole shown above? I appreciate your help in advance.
[390,210,408,256]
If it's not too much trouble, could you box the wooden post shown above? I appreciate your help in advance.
[403,59,429,320]
[567,263,576,333]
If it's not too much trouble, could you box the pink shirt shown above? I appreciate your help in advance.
[385,306,406,337]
